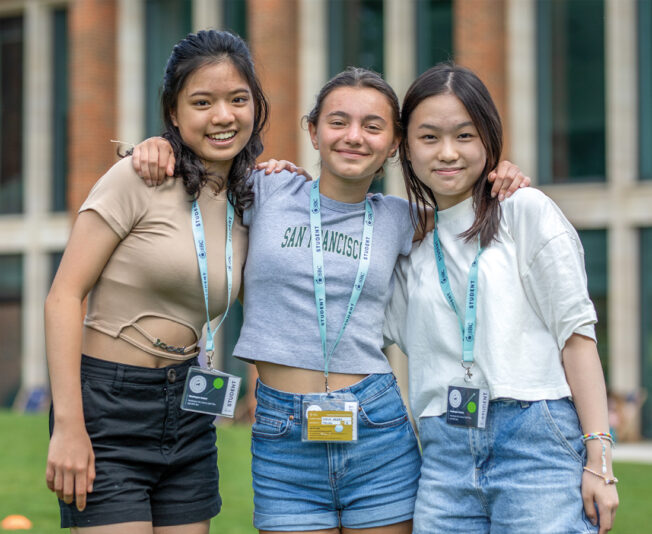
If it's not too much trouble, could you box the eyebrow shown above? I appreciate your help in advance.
[187,87,251,98]
[416,121,474,131]
[326,111,388,124]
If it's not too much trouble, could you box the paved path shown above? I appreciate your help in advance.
[613,442,652,464]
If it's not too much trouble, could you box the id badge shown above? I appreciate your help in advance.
[181,366,241,418]
[446,380,489,429]
[301,392,358,443]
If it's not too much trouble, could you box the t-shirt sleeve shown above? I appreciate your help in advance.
[79,156,155,239]
[505,189,597,350]
[380,195,415,256]
[383,255,409,351]
[242,168,302,227]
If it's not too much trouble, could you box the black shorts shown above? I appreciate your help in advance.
[49,355,221,528]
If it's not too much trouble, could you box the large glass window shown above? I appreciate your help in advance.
[223,0,247,38]
[578,230,609,379]
[144,0,192,137]
[536,0,605,184]
[640,0,652,181]
[0,255,22,407]
[328,0,384,77]
[52,8,69,212]
[0,17,23,215]
[416,0,453,74]
[641,229,652,438]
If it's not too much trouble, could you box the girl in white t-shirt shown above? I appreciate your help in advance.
[384,63,618,534]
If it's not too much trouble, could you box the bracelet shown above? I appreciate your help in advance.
[583,466,618,485]
[581,432,614,475]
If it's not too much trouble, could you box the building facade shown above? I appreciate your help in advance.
[1,0,651,437]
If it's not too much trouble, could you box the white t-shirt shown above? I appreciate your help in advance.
[384,189,597,420]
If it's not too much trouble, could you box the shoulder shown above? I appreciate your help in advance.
[248,168,303,188]
[368,193,410,217]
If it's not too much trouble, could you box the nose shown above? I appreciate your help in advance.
[437,138,458,162]
[211,102,234,125]
[344,123,363,144]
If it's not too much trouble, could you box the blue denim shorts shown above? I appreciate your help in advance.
[251,373,422,531]
[49,355,221,528]
[413,398,598,534]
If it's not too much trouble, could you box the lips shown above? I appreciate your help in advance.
[207,131,236,141]
[435,167,463,175]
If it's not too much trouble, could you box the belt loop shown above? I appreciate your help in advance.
[112,366,125,395]
[520,400,530,409]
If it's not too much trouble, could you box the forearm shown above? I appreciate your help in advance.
[45,289,85,427]
[562,333,613,471]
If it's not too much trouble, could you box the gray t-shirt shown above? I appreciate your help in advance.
[233,170,414,374]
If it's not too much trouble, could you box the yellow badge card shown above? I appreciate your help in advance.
[306,410,354,441]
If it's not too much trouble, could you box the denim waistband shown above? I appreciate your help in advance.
[80,354,197,385]
[255,372,397,422]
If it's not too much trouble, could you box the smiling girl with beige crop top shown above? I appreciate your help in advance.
[44,30,268,533]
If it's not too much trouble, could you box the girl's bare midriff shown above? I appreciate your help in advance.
[255,360,367,394]
[82,316,200,368]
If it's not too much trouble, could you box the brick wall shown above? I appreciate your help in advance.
[247,0,299,163]
[67,0,118,214]
[454,0,510,158]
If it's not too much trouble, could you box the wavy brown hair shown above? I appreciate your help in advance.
[400,63,503,247]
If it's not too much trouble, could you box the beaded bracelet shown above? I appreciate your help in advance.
[582,432,614,476]
[583,466,619,485]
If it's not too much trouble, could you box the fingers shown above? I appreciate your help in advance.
[489,160,530,201]
[131,137,174,185]
[596,491,619,534]
[583,491,598,527]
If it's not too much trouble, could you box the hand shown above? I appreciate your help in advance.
[46,422,96,511]
[132,136,175,186]
[487,160,531,201]
[255,159,313,180]
[582,469,619,533]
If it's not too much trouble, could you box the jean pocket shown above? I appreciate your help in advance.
[540,398,584,464]
[358,382,409,429]
[251,404,292,439]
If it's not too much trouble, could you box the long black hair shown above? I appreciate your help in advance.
[160,30,269,215]
[400,63,503,247]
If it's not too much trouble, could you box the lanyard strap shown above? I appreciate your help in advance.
[432,213,483,365]
[309,179,374,389]
[191,197,234,367]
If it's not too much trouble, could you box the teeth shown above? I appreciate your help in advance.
[209,132,235,141]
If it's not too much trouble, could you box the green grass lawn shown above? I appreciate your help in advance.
[1,410,651,533]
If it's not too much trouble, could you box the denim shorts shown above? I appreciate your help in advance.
[251,373,422,531]
[413,398,598,534]
[49,355,221,528]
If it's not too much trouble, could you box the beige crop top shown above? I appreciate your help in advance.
[80,157,248,359]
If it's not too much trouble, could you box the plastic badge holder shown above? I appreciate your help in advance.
[181,367,241,418]
[301,392,359,442]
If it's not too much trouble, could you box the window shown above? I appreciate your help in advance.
[536,0,605,184]
[578,230,609,379]
[0,255,23,407]
[640,0,652,181]
[52,8,69,212]
[224,0,247,38]
[641,229,652,438]
[0,16,23,215]
[144,0,192,137]
[416,0,453,75]
[328,0,384,77]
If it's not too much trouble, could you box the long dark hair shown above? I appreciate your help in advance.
[160,30,269,215]
[306,67,401,178]
[400,63,503,247]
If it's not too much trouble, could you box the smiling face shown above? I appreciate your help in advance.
[406,93,487,210]
[308,86,399,200]
[170,59,255,177]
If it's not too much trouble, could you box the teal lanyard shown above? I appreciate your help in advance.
[191,197,234,367]
[432,212,483,367]
[309,179,374,391]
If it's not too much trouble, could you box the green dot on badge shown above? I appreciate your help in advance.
[467,401,477,414]
[213,377,225,390]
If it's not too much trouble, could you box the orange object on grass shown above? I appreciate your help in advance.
[1,515,32,530]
